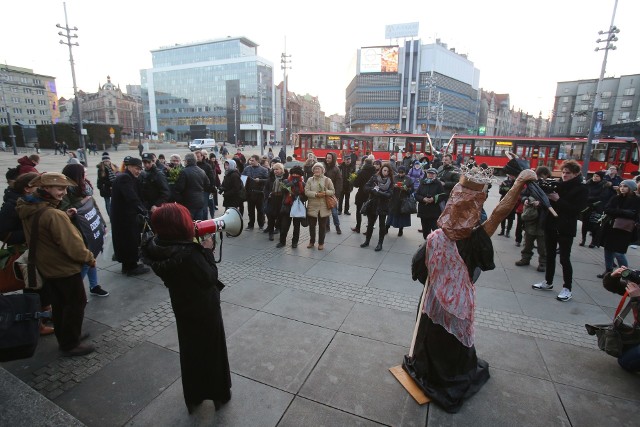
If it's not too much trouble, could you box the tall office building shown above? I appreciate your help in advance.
[141,37,274,145]
[551,74,640,137]
[346,39,479,146]
[0,64,59,126]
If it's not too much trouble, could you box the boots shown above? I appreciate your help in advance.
[351,226,360,233]
[398,228,403,237]
[375,241,383,251]
[505,229,511,238]
[360,238,370,248]
[579,239,586,247]
[498,229,505,236]
[336,225,342,235]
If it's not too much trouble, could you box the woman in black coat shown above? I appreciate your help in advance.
[386,166,413,237]
[262,163,288,240]
[351,157,377,233]
[219,159,244,215]
[580,171,611,247]
[141,203,231,414]
[361,163,393,251]
[415,168,445,239]
[598,179,640,277]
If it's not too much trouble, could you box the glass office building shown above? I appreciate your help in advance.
[141,37,274,145]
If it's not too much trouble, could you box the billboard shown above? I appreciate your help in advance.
[385,22,419,39]
[360,46,399,73]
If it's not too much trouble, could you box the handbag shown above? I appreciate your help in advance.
[612,217,636,233]
[0,293,49,362]
[12,209,47,291]
[290,197,307,218]
[0,235,26,294]
[360,198,374,215]
[400,196,418,215]
[324,178,338,210]
[585,292,640,357]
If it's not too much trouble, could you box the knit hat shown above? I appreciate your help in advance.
[290,165,304,176]
[102,153,111,162]
[594,170,606,179]
[312,162,325,172]
[397,166,406,173]
[621,179,637,191]
[426,167,438,174]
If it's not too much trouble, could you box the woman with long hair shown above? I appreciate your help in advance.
[277,165,306,248]
[140,203,231,414]
[219,159,244,216]
[361,163,394,251]
[96,153,118,217]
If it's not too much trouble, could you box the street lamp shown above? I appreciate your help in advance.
[281,50,291,157]
[258,72,265,156]
[232,97,239,146]
[582,0,619,177]
[57,2,88,166]
[0,67,18,154]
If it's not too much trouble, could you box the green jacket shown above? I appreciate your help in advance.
[16,197,95,279]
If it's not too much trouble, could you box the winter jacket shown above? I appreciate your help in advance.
[415,178,445,219]
[174,164,210,211]
[16,156,38,175]
[220,169,244,208]
[16,195,94,278]
[96,162,117,197]
[407,164,425,191]
[141,165,171,210]
[389,176,414,216]
[197,160,215,193]
[263,170,289,216]
[339,161,356,193]
[242,164,269,199]
[364,175,393,216]
[437,164,461,196]
[324,155,343,200]
[544,175,588,237]
[0,188,26,244]
[602,192,640,253]
[305,175,335,218]
[353,163,377,205]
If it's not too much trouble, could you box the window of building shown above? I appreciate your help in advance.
[560,106,567,112]
[0,107,4,113]
[624,88,636,96]
[38,100,47,105]
[26,109,35,115]
[559,117,566,123]
[39,110,47,115]
[558,126,566,134]
[25,98,33,104]
[600,102,609,109]
[576,126,584,133]
[620,112,630,119]
[32,79,41,85]
[579,105,589,111]
[581,93,591,101]
[562,96,569,103]
[28,119,37,125]
[578,116,587,122]
[13,108,22,114]
[621,100,633,108]
[23,88,32,94]
[0,117,7,124]
[11,97,19,103]
[601,91,612,98]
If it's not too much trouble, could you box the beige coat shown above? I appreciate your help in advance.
[305,175,335,218]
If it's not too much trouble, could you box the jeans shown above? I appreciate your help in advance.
[201,192,210,220]
[328,207,340,227]
[80,264,98,290]
[103,196,111,219]
[545,232,574,290]
[605,249,628,272]
[365,213,387,243]
[618,343,640,372]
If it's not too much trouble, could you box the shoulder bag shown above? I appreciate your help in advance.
[0,235,26,294]
[400,195,418,215]
[612,217,636,233]
[324,178,338,210]
[585,292,640,357]
[13,210,46,290]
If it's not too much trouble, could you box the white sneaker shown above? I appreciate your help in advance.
[532,280,553,290]
[557,287,572,302]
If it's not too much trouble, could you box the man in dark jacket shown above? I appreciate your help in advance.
[437,154,461,199]
[351,156,377,233]
[324,152,343,234]
[141,153,170,213]
[532,160,588,302]
[415,168,445,239]
[195,150,215,219]
[242,155,269,230]
[111,156,150,276]
[339,155,356,215]
[174,152,210,221]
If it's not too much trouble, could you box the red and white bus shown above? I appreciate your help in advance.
[293,131,433,162]
[447,135,640,178]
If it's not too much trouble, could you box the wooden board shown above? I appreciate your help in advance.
[389,365,430,405]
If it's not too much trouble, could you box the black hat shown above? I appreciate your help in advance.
[290,165,304,176]
[594,170,606,179]
[141,153,155,162]
[124,156,142,167]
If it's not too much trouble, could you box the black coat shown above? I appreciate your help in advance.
[197,160,215,193]
[584,179,611,214]
[389,176,414,216]
[602,193,640,253]
[353,163,377,205]
[340,161,356,193]
[415,179,445,219]
[174,164,210,211]
[141,166,170,210]
[110,170,146,265]
[220,170,243,208]
[140,238,231,406]
[263,170,289,216]
[364,175,393,215]
[544,175,588,237]
[0,188,26,244]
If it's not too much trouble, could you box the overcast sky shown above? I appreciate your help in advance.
[3,0,638,118]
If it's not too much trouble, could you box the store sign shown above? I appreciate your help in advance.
[496,141,513,146]
[385,22,419,39]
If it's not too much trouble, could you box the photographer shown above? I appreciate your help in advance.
[602,267,640,372]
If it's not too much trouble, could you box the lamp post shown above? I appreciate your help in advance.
[0,67,18,155]
[582,0,619,177]
[232,97,239,146]
[57,2,88,166]
[258,72,265,156]
[281,50,291,157]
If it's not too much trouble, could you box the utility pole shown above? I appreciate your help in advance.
[281,46,291,158]
[232,97,239,146]
[259,72,265,156]
[582,0,619,177]
[0,66,18,155]
[57,2,88,166]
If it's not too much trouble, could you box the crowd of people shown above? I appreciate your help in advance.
[2,147,640,415]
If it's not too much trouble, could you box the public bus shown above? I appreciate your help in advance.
[447,135,640,178]
[293,131,433,162]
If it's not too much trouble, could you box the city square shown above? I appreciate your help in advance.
[1,145,639,426]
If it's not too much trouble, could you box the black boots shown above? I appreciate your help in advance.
[579,240,586,247]
[374,241,383,251]
[360,239,370,248]
[398,228,403,237]
[498,229,505,236]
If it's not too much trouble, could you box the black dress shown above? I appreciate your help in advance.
[140,238,231,408]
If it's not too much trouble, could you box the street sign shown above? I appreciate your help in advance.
[592,139,599,144]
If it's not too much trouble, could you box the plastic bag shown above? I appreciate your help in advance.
[290,197,306,218]
[101,230,114,263]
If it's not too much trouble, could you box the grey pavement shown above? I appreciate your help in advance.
[1,147,640,426]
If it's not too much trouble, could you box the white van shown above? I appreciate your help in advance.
[189,138,216,151]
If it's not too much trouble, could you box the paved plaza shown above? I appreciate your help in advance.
[1,145,639,426]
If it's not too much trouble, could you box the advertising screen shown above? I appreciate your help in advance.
[360,46,399,73]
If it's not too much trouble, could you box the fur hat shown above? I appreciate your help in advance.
[622,179,637,192]
[28,172,76,188]
[290,165,304,176]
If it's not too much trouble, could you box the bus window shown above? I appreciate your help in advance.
[619,148,629,162]
[474,139,494,156]
[558,142,570,160]
[299,136,311,149]
[372,137,388,152]
[608,148,618,163]
[570,143,583,160]
[312,135,326,149]
[327,136,340,150]
[591,144,607,161]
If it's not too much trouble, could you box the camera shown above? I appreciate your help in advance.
[538,178,559,194]
[621,268,640,284]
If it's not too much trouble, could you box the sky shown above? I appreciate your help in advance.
[2,0,638,119]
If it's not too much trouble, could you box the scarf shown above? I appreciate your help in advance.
[376,176,392,192]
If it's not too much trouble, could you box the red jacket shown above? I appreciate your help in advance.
[17,156,39,175]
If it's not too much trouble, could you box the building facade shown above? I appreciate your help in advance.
[76,76,143,137]
[550,74,640,137]
[141,37,274,145]
[478,90,549,137]
[0,65,59,127]
[345,39,480,147]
